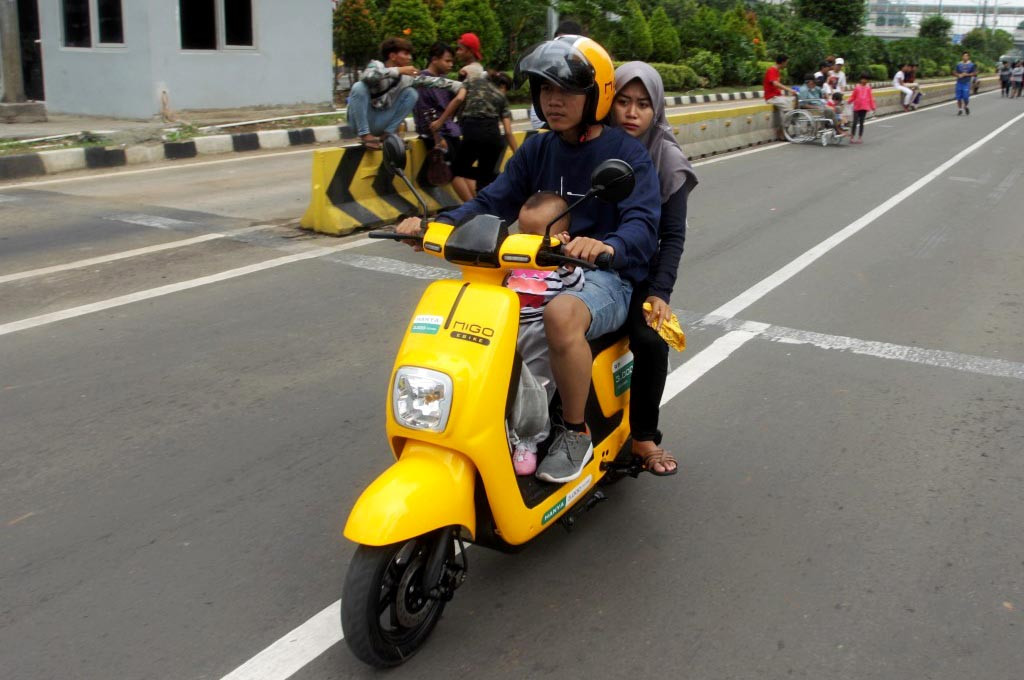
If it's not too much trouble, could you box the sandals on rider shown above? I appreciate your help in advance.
[634,447,678,477]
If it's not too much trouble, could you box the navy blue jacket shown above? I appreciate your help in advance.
[438,127,661,284]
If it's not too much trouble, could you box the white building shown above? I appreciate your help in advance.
[21,0,332,119]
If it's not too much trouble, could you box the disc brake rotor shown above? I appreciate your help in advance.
[394,553,431,628]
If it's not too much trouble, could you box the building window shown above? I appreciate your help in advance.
[224,0,253,47]
[62,0,124,47]
[62,0,91,47]
[180,0,254,50]
[97,0,124,44]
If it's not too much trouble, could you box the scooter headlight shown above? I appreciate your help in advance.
[392,367,453,432]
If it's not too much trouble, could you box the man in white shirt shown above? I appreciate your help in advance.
[833,57,848,91]
[892,64,915,111]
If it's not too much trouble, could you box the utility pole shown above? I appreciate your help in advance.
[0,0,27,102]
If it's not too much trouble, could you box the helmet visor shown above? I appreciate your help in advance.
[514,40,595,92]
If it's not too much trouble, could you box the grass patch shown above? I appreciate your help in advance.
[164,123,202,142]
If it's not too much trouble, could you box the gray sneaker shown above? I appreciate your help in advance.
[536,426,593,483]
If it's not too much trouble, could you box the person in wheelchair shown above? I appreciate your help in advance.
[798,74,842,133]
[826,91,849,131]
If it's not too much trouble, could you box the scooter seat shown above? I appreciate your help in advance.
[588,325,629,356]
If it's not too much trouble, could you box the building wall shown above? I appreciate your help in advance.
[39,0,332,119]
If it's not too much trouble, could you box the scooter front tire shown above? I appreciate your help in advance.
[341,537,447,667]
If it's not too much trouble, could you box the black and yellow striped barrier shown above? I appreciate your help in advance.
[301,131,539,236]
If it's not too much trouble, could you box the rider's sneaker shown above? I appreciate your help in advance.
[536,426,593,483]
[965,106,970,115]
[958,109,963,116]
[512,441,538,476]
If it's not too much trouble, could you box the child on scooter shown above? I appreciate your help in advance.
[506,192,584,475]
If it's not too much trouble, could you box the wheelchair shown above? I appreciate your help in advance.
[783,99,848,147]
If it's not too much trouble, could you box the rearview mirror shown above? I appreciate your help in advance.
[380,134,408,174]
[590,159,635,203]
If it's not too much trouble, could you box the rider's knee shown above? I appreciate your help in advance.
[543,295,587,349]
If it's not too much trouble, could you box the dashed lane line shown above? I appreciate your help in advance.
[0,238,371,337]
[0,224,277,285]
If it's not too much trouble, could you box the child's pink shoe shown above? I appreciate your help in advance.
[513,442,538,475]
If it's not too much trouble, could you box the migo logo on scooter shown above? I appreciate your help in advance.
[450,320,495,346]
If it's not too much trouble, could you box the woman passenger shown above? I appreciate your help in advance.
[610,62,698,476]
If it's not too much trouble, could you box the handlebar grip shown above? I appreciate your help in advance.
[368,230,423,241]
[594,252,613,271]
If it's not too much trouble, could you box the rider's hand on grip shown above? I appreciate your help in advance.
[395,216,425,251]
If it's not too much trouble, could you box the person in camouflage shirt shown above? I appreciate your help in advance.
[347,37,463,149]
[433,72,519,200]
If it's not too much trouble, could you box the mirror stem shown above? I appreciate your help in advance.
[541,189,595,246]
[392,168,430,226]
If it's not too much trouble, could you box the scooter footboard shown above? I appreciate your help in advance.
[343,442,476,546]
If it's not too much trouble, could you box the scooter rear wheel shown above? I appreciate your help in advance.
[341,536,448,667]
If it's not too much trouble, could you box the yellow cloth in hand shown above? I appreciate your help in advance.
[643,302,686,352]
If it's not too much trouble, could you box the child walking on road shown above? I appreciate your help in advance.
[849,73,876,144]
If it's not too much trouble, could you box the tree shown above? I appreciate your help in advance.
[493,0,550,74]
[961,27,1013,62]
[794,0,866,36]
[381,0,437,60]
[612,0,652,61]
[918,14,952,41]
[334,0,380,69]
[649,6,681,63]
[437,0,503,66]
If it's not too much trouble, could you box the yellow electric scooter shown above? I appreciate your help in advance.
[341,135,647,667]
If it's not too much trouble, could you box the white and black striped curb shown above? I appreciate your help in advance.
[0,82,923,182]
[0,124,364,181]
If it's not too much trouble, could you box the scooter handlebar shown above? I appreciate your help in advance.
[368,229,423,242]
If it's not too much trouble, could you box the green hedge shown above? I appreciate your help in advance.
[615,60,701,91]
[867,64,889,82]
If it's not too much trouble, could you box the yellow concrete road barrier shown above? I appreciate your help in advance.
[301,131,540,236]
[301,139,460,236]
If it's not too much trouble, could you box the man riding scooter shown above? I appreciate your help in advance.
[397,35,662,483]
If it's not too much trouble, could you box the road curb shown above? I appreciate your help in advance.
[0,79,989,182]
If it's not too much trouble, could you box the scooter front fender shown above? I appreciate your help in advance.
[343,442,476,546]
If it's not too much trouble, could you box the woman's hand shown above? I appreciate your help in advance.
[563,236,614,264]
[395,216,424,251]
[643,296,671,332]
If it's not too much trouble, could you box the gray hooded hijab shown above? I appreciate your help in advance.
[613,62,698,203]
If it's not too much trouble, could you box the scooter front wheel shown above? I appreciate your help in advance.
[341,536,449,667]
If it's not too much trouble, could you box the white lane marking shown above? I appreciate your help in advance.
[988,163,1024,202]
[0,238,372,337]
[219,103,1018,680]
[103,213,198,230]
[691,313,1024,382]
[218,543,469,680]
[660,325,768,405]
[0,225,275,285]
[220,601,342,680]
[0,194,19,203]
[0,146,317,190]
[327,253,458,280]
[710,108,1024,320]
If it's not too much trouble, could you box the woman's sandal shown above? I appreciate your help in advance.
[635,448,678,477]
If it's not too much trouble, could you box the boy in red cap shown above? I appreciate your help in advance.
[456,32,485,81]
